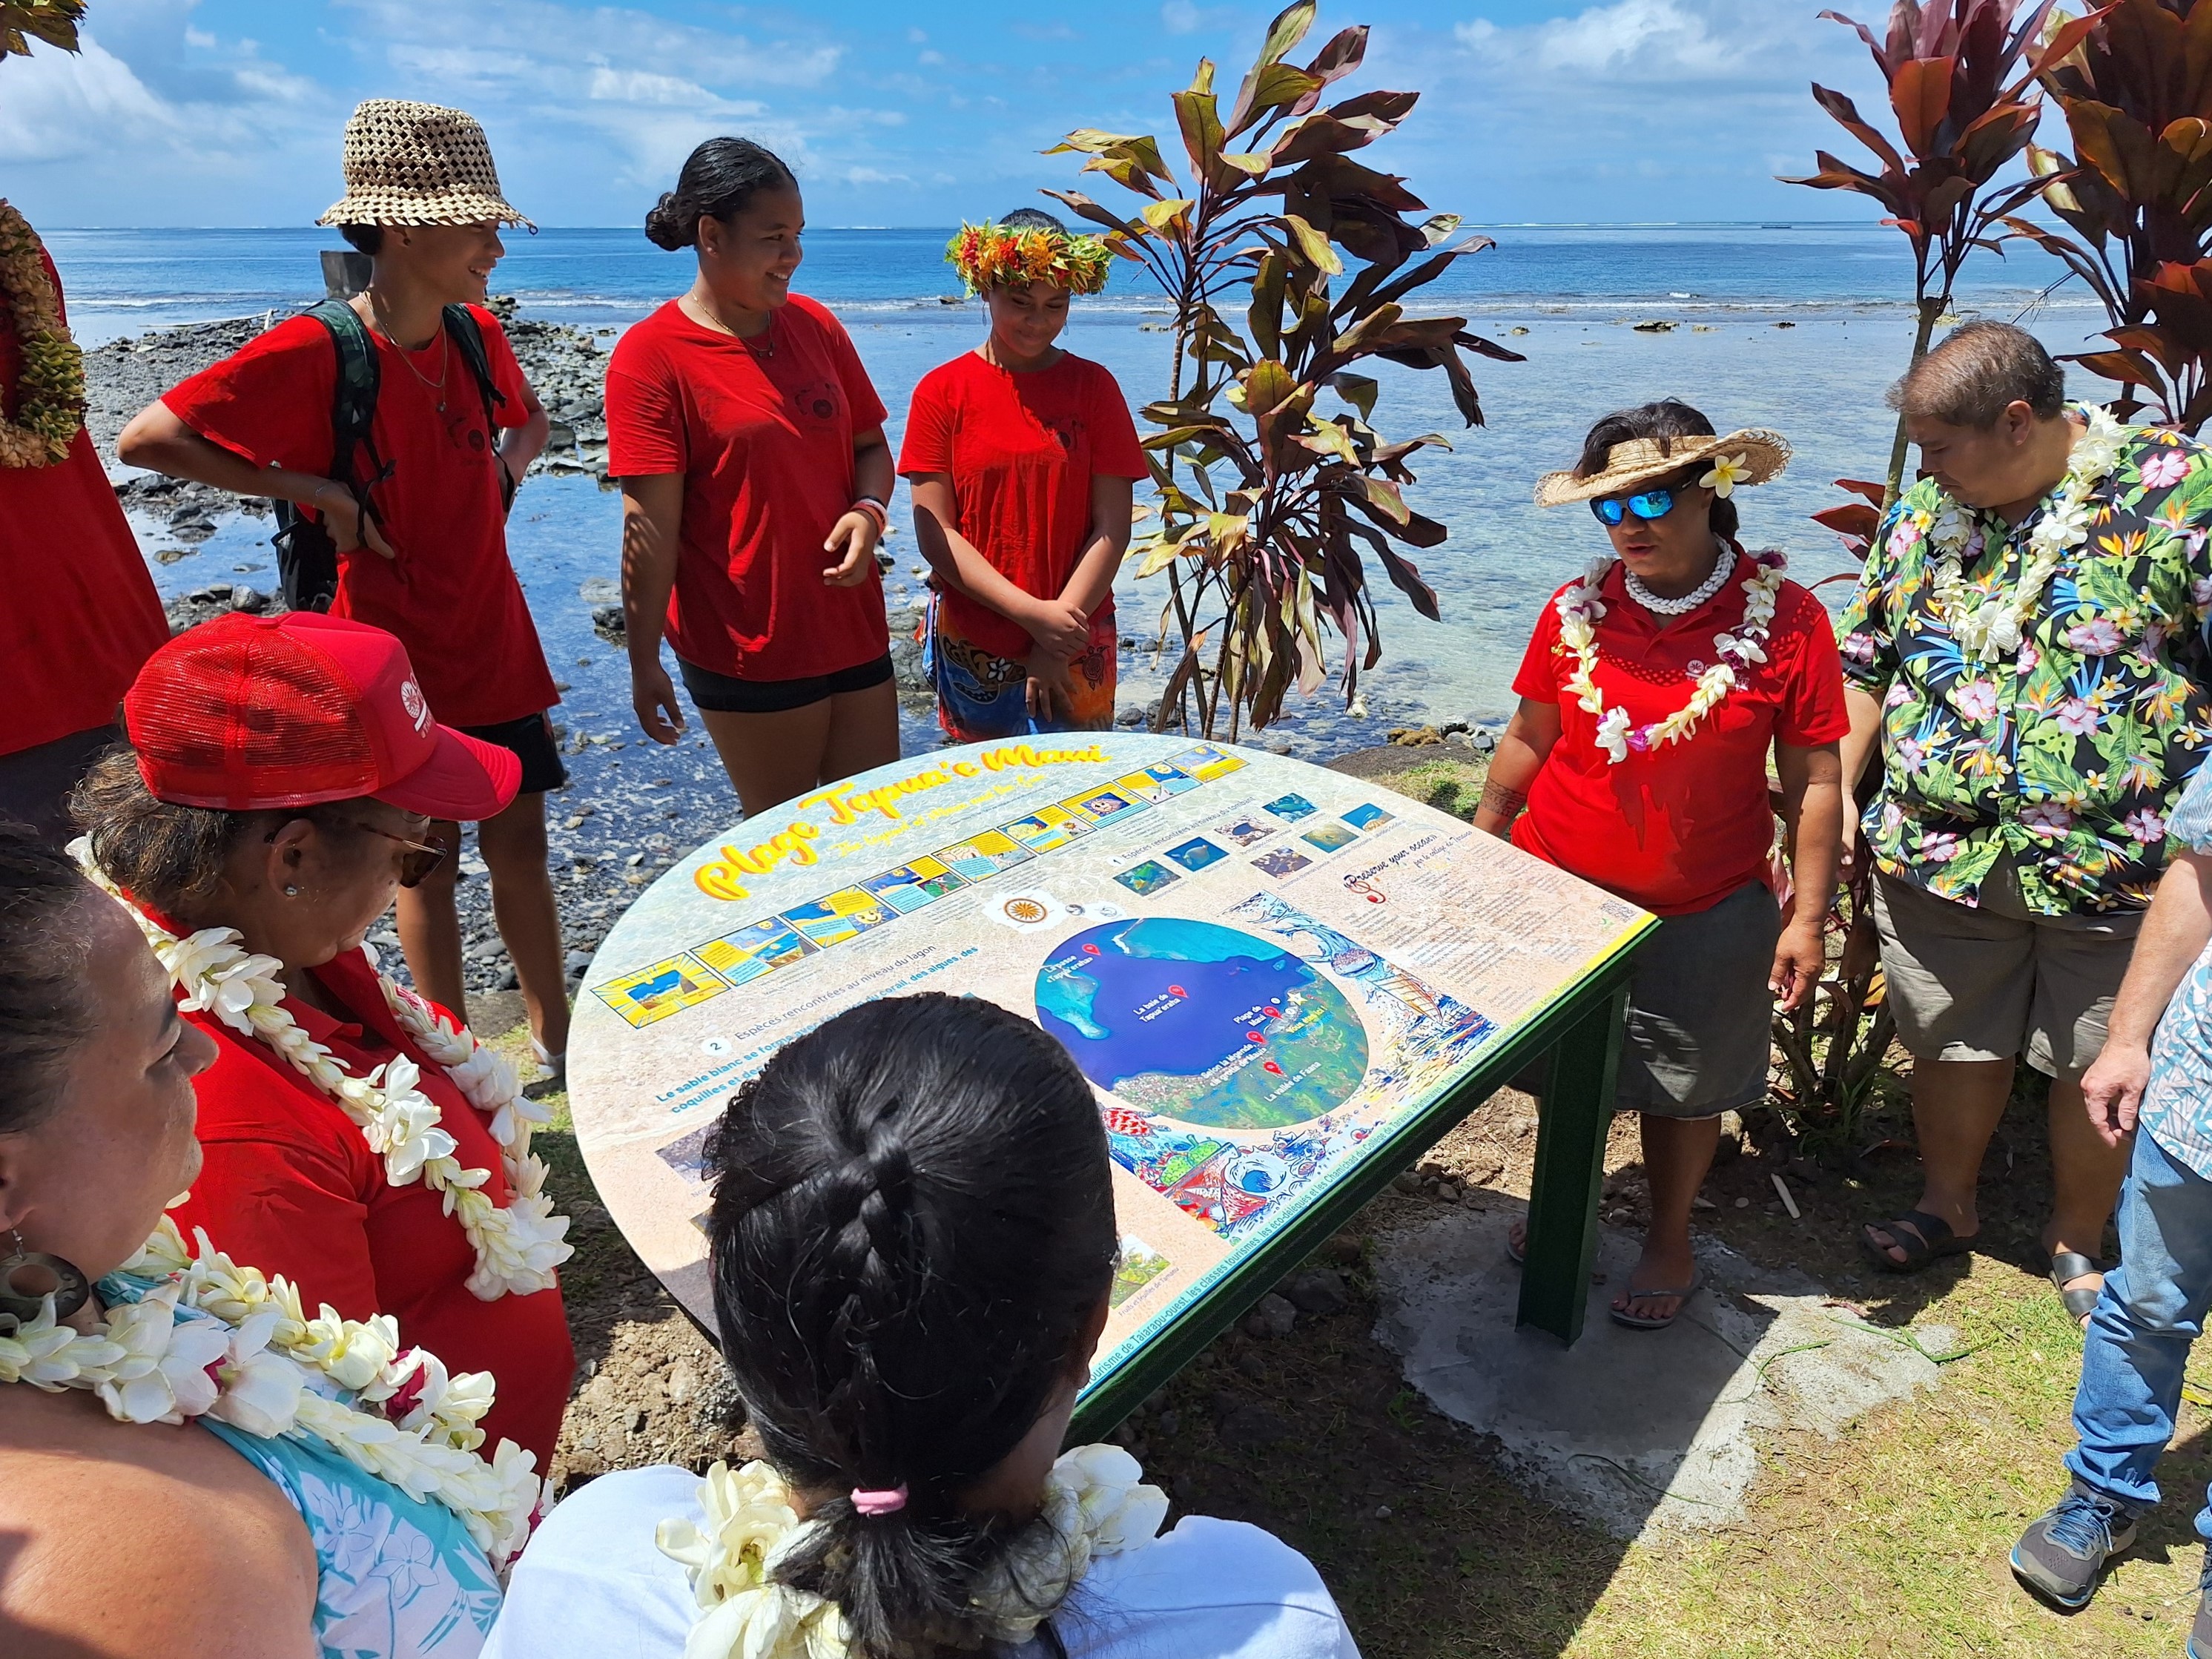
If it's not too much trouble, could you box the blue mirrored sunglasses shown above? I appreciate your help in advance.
[1591,488,1676,527]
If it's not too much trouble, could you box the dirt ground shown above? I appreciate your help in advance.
[503,747,2211,1658]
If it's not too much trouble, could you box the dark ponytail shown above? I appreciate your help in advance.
[704,995,1117,1658]
[644,137,798,251]
[1574,398,1741,540]
[997,208,1067,234]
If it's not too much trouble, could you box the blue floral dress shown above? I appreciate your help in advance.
[104,1273,503,1658]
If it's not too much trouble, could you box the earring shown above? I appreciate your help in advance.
[0,1228,92,1322]
[285,885,300,897]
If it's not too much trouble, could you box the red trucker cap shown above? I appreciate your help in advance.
[125,612,520,821]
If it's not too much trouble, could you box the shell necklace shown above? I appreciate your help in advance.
[1624,542,1737,616]
[1919,405,2126,661]
[658,1443,1169,1659]
[74,842,572,1300]
[1556,544,1788,764]
[0,1216,545,1566]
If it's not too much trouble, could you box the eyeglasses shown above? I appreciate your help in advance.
[265,816,449,888]
[1591,487,1677,527]
[345,819,449,888]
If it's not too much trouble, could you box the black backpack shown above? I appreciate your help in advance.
[270,299,513,613]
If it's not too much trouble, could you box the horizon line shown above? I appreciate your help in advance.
[40,218,1894,234]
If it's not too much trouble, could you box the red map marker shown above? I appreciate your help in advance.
[1263,1006,1281,1018]
[1082,943,1101,955]
[1246,1032,1266,1044]
[1169,984,1186,997]
[1263,1060,1284,1075]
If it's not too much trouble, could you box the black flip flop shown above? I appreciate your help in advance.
[2050,1251,2106,1326]
[1860,1208,1972,1274]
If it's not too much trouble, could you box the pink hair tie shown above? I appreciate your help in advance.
[851,1485,908,1517]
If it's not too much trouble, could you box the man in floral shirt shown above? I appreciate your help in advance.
[1838,323,2212,1322]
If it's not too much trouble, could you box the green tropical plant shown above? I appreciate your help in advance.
[1,0,87,60]
[1046,1,1519,738]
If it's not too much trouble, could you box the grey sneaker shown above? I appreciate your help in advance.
[2191,1576,2212,1659]
[2010,1484,2139,1610]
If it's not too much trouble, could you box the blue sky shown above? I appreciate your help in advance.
[5,1,1885,228]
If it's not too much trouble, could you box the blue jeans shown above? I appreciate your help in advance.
[2067,1128,2212,1545]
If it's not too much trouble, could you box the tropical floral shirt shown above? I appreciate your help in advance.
[2143,764,2212,1181]
[1838,412,2212,914]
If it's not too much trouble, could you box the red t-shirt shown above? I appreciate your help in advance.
[171,947,574,1467]
[0,251,168,754]
[897,350,1148,660]
[1511,554,1850,915]
[604,295,891,681]
[161,306,557,728]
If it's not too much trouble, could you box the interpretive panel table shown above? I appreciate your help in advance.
[568,736,1654,1432]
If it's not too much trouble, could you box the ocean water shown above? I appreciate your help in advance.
[64,225,2116,748]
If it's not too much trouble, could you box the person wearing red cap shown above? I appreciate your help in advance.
[115,99,574,1086]
[71,610,575,1466]
[0,202,169,844]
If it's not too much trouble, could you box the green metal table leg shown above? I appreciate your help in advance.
[1516,980,1629,1344]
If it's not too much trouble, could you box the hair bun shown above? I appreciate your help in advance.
[644,192,696,251]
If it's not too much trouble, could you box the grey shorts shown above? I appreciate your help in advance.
[1613,880,1782,1119]
[1871,861,2141,1076]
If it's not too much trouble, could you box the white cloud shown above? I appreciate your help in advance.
[918,48,945,66]
[1161,1,1201,36]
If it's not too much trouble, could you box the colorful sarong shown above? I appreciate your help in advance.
[924,591,1117,742]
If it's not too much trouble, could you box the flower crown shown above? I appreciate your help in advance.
[946,222,1114,297]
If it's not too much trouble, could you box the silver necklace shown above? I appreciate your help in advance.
[1625,544,1734,617]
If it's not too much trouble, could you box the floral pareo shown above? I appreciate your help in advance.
[1838,412,2212,914]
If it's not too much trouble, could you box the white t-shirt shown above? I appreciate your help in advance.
[486,1464,1361,1659]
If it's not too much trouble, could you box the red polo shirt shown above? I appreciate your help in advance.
[171,946,573,1466]
[0,251,168,754]
[604,294,891,681]
[1511,553,1849,915]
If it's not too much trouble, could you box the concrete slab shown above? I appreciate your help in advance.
[1372,1205,1945,1538]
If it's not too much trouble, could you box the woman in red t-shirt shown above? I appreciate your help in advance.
[607,139,897,814]
[899,210,1144,742]
[74,610,575,1465]
[1473,401,1847,1332]
[116,99,575,1084]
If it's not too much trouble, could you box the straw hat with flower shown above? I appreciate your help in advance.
[1533,426,1792,507]
[317,99,535,231]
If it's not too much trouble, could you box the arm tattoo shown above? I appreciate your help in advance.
[1479,778,1527,819]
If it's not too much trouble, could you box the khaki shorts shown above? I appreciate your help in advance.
[1871,861,2142,1076]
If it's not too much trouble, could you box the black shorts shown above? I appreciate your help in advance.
[677,653,895,715]
[458,711,567,799]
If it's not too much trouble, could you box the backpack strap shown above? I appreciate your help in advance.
[443,303,518,510]
[311,297,382,492]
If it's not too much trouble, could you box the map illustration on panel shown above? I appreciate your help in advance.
[1035,917,1370,1131]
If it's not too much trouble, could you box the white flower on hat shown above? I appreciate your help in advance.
[1699,452,1752,498]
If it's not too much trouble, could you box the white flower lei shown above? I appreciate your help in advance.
[72,841,572,1299]
[656,1443,1169,1659]
[1554,544,1788,765]
[0,1216,545,1565]
[1921,405,2127,661]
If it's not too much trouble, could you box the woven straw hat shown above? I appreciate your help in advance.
[1533,427,1792,507]
[317,99,534,231]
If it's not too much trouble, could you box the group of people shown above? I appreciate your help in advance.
[0,99,1346,1659]
[11,85,2212,1659]
[1486,321,2212,1646]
